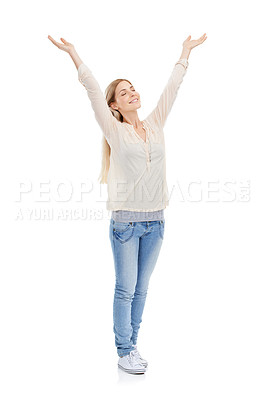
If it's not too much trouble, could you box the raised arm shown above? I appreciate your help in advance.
[47,36,118,143]
[145,34,207,130]
[145,58,189,129]
[76,61,119,141]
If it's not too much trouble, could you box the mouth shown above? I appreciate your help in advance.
[129,98,139,104]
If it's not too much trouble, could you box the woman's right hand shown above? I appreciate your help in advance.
[48,35,75,54]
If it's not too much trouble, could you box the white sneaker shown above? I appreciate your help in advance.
[118,350,146,374]
[131,345,148,368]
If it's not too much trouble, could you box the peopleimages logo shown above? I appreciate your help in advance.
[14,178,251,221]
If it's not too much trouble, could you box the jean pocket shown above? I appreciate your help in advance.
[159,220,165,240]
[113,222,134,244]
[113,221,133,233]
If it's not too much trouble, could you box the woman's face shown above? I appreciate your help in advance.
[111,80,141,114]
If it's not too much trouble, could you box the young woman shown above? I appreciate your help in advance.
[48,33,207,374]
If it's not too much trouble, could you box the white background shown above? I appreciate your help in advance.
[1,0,266,398]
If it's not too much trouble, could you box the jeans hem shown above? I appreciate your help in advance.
[118,348,135,357]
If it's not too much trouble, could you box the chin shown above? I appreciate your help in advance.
[127,101,141,111]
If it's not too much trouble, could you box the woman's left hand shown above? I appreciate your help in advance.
[183,33,207,50]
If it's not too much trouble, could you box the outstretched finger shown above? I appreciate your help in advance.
[198,34,205,41]
[48,35,61,47]
[199,35,207,43]
[60,38,68,43]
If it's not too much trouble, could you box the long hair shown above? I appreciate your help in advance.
[98,78,132,184]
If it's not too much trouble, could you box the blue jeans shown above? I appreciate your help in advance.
[109,218,165,357]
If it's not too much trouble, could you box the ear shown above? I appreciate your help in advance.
[110,102,118,111]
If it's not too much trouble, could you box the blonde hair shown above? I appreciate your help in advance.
[98,78,132,184]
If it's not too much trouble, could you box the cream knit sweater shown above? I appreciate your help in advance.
[78,58,189,211]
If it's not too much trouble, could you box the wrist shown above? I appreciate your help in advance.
[180,46,191,60]
[69,47,77,56]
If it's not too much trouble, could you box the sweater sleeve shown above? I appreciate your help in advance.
[78,63,118,142]
[145,58,189,129]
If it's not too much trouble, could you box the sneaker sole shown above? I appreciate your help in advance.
[118,364,146,374]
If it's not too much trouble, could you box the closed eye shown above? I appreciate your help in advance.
[121,89,135,96]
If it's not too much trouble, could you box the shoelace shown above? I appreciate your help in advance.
[131,349,142,363]
[127,350,142,367]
